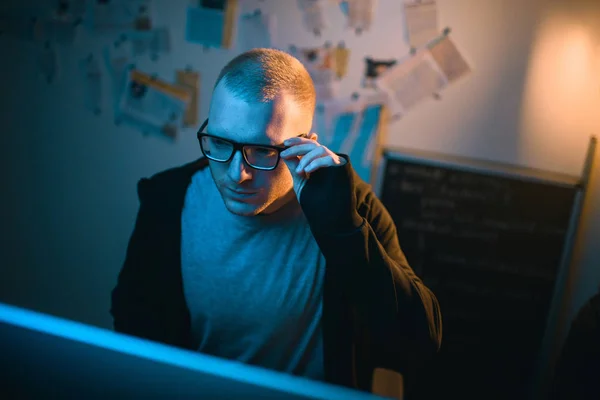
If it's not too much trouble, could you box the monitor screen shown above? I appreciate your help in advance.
[0,302,384,399]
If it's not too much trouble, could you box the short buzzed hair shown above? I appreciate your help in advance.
[214,48,316,114]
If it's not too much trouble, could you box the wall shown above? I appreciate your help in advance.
[1,0,599,383]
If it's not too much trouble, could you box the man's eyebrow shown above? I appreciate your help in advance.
[203,128,307,147]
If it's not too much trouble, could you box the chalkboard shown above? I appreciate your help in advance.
[375,147,584,400]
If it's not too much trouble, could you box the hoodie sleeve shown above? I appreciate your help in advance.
[300,157,443,373]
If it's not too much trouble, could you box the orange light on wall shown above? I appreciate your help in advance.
[519,11,600,173]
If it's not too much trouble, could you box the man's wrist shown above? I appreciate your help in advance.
[299,154,359,235]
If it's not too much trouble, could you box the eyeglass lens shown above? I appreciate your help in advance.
[200,136,280,169]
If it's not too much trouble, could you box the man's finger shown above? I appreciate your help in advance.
[304,155,337,172]
[281,156,308,199]
[283,136,316,146]
[280,143,317,158]
[281,156,309,178]
[296,147,328,172]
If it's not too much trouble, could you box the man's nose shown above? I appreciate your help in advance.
[227,150,253,183]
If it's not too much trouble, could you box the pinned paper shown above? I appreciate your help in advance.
[37,42,59,83]
[115,68,191,140]
[186,0,239,49]
[404,0,438,49]
[428,34,470,83]
[315,90,387,136]
[128,27,170,60]
[87,0,152,33]
[79,54,103,115]
[334,42,351,78]
[362,57,397,88]
[175,68,201,127]
[238,9,277,52]
[291,42,350,102]
[297,0,328,36]
[375,31,470,118]
[338,0,377,34]
[376,49,446,117]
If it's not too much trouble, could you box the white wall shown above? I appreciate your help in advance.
[1,0,599,372]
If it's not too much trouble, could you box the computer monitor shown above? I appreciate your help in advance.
[0,302,385,399]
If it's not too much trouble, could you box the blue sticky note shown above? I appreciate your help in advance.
[315,103,383,183]
[185,6,225,47]
[339,1,349,16]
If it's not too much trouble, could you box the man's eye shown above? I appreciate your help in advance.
[213,138,230,147]
[253,147,277,156]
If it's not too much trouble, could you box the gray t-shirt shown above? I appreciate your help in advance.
[180,167,326,380]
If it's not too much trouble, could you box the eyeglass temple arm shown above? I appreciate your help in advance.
[197,118,209,135]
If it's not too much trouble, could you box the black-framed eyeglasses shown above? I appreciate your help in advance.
[196,118,307,171]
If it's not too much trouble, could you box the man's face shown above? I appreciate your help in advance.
[206,83,313,216]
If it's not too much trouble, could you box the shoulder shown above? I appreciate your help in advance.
[350,161,400,243]
[349,163,390,225]
[137,158,208,203]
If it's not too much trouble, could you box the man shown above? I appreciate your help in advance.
[110,48,442,392]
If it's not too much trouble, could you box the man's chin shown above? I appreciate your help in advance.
[222,197,263,217]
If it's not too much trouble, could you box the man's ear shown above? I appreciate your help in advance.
[308,132,318,142]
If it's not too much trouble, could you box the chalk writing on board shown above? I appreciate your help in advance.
[420,197,456,209]
[402,165,445,180]
[401,219,452,235]
[481,218,537,233]
[448,173,511,191]
[438,184,489,202]
[454,229,498,242]
[399,179,425,194]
